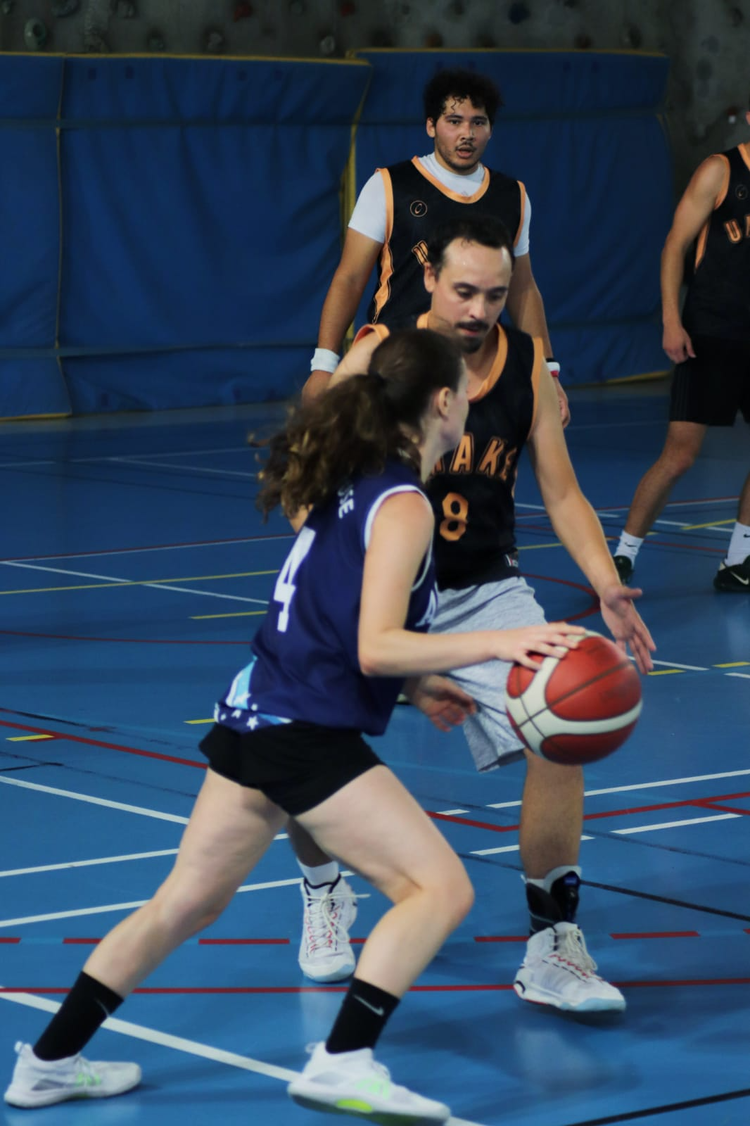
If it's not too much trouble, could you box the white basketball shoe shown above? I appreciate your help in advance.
[514,922,626,1012]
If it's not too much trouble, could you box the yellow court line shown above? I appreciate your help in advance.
[7,734,55,742]
[647,669,686,676]
[681,518,736,530]
[184,719,214,725]
[191,611,266,620]
[0,570,279,597]
[715,661,750,668]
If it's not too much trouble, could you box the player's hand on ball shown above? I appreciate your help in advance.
[599,583,656,675]
[496,622,586,669]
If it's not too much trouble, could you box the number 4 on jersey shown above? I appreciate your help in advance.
[273,526,316,632]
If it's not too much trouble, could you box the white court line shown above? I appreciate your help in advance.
[612,813,739,835]
[0,874,357,929]
[0,775,288,839]
[487,766,750,810]
[0,560,267,605]
[471,835,594,858]
[0,849,179,878]
[108,456,256,480]
[0,775,190,824]
[2,534,293,564]
[727,672,750,680]
[651,659,708,671]
[0,992,487,1126]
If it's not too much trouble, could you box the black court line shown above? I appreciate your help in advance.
[462,857,750,924]
[562,1085,750,1125]
[585,879,750,924]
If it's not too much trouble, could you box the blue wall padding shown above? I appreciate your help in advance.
[0,51,672,418]
[0,56,370,417]
[351,50,673,383]
[0,361,72,417]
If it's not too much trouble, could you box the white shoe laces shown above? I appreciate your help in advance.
[302,883,359,955]
[553,925,599,976]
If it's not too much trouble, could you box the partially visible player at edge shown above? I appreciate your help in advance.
[289,215,655,1014]
[306,66,570,425]
[613,106,750,590]
[4,329,585,1123]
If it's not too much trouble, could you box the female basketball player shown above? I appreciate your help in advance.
[5,329,583,1123]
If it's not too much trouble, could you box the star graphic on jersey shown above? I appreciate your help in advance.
[246,716,259,730]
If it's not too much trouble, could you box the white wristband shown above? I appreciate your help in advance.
[547,360,561,379]
[311,347,341,374]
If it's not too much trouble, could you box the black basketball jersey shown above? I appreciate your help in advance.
[356,315,542,590]
[681,144,750,340]
[367,158,524,324]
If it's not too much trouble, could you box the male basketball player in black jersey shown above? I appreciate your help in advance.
[292,215,655,1012]
[614,107,750,590]
[306,67,569,425]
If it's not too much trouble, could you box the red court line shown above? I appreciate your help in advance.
[0,717,207,770]
[698,802,750,816]
[198,938,290,946]
[4,979,750,995]
[3,712,747,830]
[609,931,700,940]
[0,931,729,944]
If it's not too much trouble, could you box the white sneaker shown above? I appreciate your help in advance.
[513,922,626,1012]
[299,876,358,983]
[288,1042,450,1123]
[4,1042,142,1108]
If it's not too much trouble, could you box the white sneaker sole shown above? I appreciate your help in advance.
[513,978,626,1012]
[5,1069,141,1108]
[288,1086,449,1123]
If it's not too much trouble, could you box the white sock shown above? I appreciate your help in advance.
[615,532,644,562]
[725,521,750,566]
[298,859,340,888]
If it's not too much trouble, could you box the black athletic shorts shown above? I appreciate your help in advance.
[669,335,750,426]
[199,721,383,816]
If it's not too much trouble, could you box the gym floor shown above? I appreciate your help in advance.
[1,378,748,1126]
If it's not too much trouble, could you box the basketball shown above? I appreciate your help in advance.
[506,630,642,765]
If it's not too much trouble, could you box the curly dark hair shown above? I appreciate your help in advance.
[423,68,503,126]
[257,329,464,519]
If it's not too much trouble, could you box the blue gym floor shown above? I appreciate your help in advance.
[1,380,749,1126]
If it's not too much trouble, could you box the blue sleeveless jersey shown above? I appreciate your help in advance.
[215,462,437,736]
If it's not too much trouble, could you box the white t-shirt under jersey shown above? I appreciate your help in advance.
[348,152,531,257]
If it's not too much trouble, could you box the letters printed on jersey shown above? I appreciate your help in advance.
[357,316,542,590]
[682,143,750,340]
[368,158,524,324]
[215,463,437,736]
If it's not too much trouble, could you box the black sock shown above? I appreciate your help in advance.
[526,871,581,934]
[325,978,400,1054]
[33,972,124,1062]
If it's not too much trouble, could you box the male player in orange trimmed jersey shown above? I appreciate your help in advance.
[291,214,655,1013]
[306,67,569,425]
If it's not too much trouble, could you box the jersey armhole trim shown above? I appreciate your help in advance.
[515,181,526,245]
[364,485,434,591]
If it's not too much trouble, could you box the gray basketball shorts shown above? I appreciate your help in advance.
[431,576,547,772]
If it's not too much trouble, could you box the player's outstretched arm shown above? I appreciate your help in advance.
[527,365,656,673]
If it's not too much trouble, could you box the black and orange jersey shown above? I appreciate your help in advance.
[367,158,525,324]
[356,315,542,590]
[682,144,750,340]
